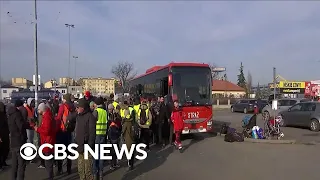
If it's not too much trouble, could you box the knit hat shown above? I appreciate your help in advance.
[77,99,89,108]
[27,98,34,106]
[94,97,103,105]
[63,93,71,102]
[108,104,114,109]
[84,91,91,97]
[15,99,24,107]
[38,103,47,112]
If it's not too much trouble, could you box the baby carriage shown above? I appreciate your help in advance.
[264,115,284,140]
[242,114,257,138]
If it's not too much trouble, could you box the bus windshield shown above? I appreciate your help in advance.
[171,66,212,106]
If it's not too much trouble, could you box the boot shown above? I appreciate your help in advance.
[99,171,103,180]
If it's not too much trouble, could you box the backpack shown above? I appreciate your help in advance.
[220,123,229,134]
[130,110,140,142]
[139,108,148,125]
[224,132,244,143]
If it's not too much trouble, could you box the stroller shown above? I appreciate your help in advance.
[264,115,284,140]
[242,114,257,138]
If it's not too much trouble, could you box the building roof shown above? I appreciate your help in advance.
[212,80,245,92]
[0,85,19,89]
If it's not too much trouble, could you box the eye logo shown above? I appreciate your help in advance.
[20,143,37,160]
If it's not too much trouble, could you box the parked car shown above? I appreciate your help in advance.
[279,102,320,131]
[231,99,268,114]
[262,98,310,120]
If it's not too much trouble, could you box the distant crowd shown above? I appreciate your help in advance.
[0,91,184,180]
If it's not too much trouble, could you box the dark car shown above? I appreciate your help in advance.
[231,99,268,114]
[279,102,320,131]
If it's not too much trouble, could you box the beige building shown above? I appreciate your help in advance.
[79,77,115,95]
[44,81,53,89]
[11,77,33,89]
[59,77,75,86]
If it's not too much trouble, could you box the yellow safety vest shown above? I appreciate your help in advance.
[96,108,107,135]
[112,101,119,109]
[133,104,140,114]
[137,108,151,126]
[120,107,134,119]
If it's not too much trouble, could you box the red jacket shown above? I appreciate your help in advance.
[37,109,56,154]
[171,108,184,132]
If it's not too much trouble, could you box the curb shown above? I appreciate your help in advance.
[243,138,296,144]
[216,134,296,144]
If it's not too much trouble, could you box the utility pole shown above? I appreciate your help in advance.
[34,0,39,108]
[73,56,78,85]
[65,23,74,93]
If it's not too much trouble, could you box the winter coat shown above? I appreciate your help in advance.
[7,106,28,148]
[74,108,96,153]
[55,102,75,132]
[171,107,184,132]
[0,102,9,142]
[122,109,135,149]
[36,109,56,154]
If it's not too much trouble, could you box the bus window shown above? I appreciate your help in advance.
[171,66,211,106]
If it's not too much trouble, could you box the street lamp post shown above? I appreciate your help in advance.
[73,56,78,85]
[34,0,39,108]
[65,23,75,93]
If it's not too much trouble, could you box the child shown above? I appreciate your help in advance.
[171,100,184,152]
[108,115,121,170]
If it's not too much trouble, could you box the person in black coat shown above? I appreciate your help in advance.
[0,102,10,170]
[7,103,29,180]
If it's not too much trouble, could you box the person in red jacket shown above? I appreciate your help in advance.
[34,103,56,180]
[171,100,184,152]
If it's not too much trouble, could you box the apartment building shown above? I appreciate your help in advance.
[11,77,33,89]
[78,77,115,95]
[59,77,75,86]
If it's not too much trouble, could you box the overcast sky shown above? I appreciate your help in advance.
[0,1,319,85]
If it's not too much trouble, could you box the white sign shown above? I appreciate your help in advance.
[33,75,41,85]
[272,100,278,110]
[20,143,147,161]
[212,67,226,72]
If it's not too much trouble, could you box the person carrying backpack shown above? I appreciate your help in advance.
[121,101,136,171]
[54,93,75,175]
[136,102,152,152]
[92,97,108,180]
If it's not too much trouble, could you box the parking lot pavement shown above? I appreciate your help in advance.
[1,134,319,180]
[213,110,320,144]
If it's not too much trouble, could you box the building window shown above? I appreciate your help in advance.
[3,90,7,93]
[62,90,66,94]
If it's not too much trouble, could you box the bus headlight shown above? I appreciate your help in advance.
[207,120,212,126]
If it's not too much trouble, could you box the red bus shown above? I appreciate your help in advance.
[129,62,213,134]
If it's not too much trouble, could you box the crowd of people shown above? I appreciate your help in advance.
[0,91,184,180]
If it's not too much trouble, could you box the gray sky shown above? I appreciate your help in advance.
[0,1,319,85]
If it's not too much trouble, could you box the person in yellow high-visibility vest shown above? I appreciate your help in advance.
[136,102,152,151]
[92,97,107,179]
[120,101,136,171]
[112,94,119,111]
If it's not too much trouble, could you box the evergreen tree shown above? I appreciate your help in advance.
[237,62,247,89]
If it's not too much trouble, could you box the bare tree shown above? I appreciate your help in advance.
[246,71,253,95]
[208,63,221,79]
[111,62,137,93]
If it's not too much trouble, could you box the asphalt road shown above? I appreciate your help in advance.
[1,110,320,180]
